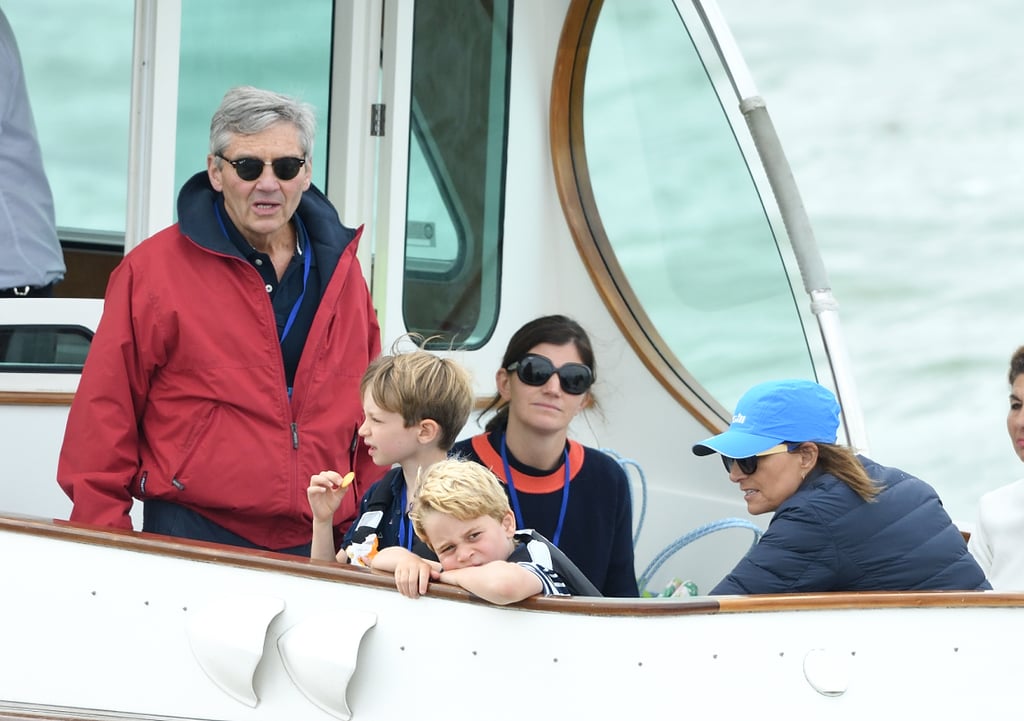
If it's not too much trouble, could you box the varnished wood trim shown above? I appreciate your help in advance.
[473,394,494,411]
[0,709,110,721]
[1,513,407,594]
[551,1,727,434]
[0,391,75,406]
[0,706,147,721]
[2,513,1018,617]
[714,590,1019,612]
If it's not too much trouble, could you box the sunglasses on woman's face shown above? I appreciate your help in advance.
[722,443,797,475]
[506,354,593,395]
[217,153,306,181]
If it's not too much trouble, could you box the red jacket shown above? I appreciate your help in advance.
[57,176,383,549]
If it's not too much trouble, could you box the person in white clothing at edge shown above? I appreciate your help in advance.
[968,345,1024,588]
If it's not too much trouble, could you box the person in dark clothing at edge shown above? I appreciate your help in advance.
[57,86,383,554]
[451,315,639,597]
[693,378,990,594]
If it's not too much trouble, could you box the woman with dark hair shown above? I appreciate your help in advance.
[968,346,1024,589]
[693,378,989,595]
[450,315,638,597]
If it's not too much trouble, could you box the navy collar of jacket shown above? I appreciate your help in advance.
[175,171,357,274]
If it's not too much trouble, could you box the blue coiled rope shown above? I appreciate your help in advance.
[599,448,647,548]
[636,517,763,593]
[600,448,762,594]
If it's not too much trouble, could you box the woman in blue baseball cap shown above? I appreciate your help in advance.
[693,379,990,595]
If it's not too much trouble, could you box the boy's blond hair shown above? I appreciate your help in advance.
[360,346,473,450]
[409,459,512,548]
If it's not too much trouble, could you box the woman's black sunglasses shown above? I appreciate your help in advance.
[507,354,593,395]
[217,153,306,182]
[722,443,798,475]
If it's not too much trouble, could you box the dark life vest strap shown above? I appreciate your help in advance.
[347,474,397,545]
[347,470,436,560]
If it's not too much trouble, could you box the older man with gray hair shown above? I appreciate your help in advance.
[58,86,383,554]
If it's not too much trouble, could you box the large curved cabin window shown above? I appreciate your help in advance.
[402,0,512,348]
[572,1,815,411]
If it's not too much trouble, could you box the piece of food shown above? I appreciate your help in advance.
[346,533,379,567]
[341,471,355,488]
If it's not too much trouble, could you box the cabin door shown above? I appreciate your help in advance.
[358,1,514,350]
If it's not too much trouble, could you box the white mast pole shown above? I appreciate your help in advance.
[686,0,869,451]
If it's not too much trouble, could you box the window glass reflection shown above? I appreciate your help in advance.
[0,325,92,373]
[6,1,132,235]
[584,1,814,407]
[176,1,333,203]
[402,0,511,348]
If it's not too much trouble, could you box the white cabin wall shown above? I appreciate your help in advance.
[458,0,761,592]
[1,300,102,522]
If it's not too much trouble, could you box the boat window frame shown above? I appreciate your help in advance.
[549,0,819,429]
[0,323,94,374]
[397,0,514,350]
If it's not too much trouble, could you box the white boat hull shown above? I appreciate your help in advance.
[0,517,1016,720]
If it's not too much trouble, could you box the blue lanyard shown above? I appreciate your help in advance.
[213,202,310,344]
[398,486,414,551]
[278,226,311,344]
[500,433,571,547]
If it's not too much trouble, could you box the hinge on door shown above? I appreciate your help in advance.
[371,103,386,137]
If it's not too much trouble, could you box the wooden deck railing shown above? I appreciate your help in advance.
[0,513,1015,617]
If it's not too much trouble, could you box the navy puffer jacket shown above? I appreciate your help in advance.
[711,456,991,594]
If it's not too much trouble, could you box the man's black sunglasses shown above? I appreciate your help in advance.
[216,153,306,182]
[507,354,593,395]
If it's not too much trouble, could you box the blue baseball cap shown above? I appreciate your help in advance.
[692,379,840,458]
